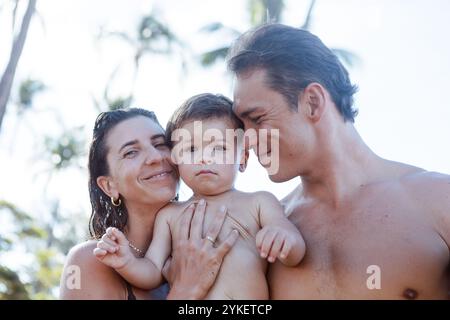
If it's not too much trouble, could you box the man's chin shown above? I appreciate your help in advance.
[268,171,295,183]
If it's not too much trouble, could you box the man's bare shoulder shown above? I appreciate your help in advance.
[398,169,450,245]
[399,169,450,206]
[398,169,450,195]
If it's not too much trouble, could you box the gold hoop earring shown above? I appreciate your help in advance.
[111,196,122,207]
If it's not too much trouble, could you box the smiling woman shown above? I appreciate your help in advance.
[59,108,237,300]
[88,109,177,238]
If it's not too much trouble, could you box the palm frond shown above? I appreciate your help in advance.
[332,48,360,68]
[200,47,230,66]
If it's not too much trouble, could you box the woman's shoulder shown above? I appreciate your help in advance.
[60,240,125,299]
[66,240,105,268]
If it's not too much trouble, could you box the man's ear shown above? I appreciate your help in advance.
[299,83,327,123]
[96,175,119,199]
[239,148,249,173]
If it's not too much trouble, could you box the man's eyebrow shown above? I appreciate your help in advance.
[237,107,262,119]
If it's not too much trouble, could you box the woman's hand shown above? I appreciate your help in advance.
[163,200,239,300]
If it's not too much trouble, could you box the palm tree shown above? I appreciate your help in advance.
[97,13,182,109]
[199,0,358,68]
[0,0,37,133]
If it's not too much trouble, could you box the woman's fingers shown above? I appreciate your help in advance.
[204,205,227,243]
[190,199,206,240]
[178,204,195,241]
[162,257,173,283]
[216,229,239,258]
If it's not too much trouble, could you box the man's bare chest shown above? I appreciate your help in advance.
[276,193,449,299]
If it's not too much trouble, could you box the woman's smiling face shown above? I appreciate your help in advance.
[100,116,179,207]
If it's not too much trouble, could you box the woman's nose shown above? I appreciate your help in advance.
[144,147,164,165]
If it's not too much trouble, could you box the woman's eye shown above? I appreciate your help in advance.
[124,150,137,158]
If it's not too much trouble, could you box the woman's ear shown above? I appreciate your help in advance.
[239,148,249,173]
[96,176,119,199]
[299,82,327,123]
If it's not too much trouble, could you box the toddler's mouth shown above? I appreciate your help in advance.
[196,170,217,176]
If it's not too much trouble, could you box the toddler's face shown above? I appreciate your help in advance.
[172,117,245,196]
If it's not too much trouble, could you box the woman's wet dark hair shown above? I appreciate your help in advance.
[88,108,161,239]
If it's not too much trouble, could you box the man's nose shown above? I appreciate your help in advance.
[243,129,258,151]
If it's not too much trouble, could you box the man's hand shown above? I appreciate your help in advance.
[93,227,134,270]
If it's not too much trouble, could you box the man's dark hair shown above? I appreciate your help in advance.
[227,23,358,122]
[166,93,243,146]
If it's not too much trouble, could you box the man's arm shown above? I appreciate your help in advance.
[255,191,306,266]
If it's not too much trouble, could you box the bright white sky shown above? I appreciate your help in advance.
[1,0,450,236]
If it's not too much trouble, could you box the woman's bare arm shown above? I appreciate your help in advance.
[60,241,125,299]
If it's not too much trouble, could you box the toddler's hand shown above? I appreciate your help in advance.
[93,227,134,269]
[255,226,296,263]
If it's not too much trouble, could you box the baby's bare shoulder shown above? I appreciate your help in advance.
[157,200,191,223]
[231,189,279,203]
[229,190,282,221]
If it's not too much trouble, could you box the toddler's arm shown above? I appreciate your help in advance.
[255,191,306,266]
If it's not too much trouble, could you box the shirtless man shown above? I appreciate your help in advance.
[227,23,450,299]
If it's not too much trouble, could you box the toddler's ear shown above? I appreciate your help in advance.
[239,148,249,172]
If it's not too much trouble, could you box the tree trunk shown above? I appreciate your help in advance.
[0,0,37,133]
[301,0,316,30]
[264,0,284,23]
